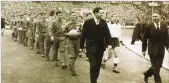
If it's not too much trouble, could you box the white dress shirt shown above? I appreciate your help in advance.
[107,22,122,41]
[154,22,160,30]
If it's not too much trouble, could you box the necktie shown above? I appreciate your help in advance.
[156,23,159,31]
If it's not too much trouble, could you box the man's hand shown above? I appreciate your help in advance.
[108,45,112,50]
[50,36,54,41]
[142,52,146,57]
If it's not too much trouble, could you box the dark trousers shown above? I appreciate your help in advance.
[35,33,46,54]
[45,35,59,61]
[12,28,18,39]
[39,33,46,54]
[24,35,28,46]
[18,31,26,45]
[35,35,40,53]
[87,50,104,83]
[27,30,34,48]
[145,54,164,83]
[67,39,79,71]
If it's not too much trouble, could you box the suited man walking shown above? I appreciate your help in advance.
[80,7,112,83]
[142,13,169,83]
[1,17,5,36]
[131,19,144,45]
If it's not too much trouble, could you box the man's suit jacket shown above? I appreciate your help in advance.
[1,17,5,29]
[142,22,169,55]
[132,23,144,40]
[80,18,112,53]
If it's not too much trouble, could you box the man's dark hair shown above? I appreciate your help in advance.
[56,11,62,16]
[93,7,102,14]
[86,13,92,17]
[70,12,76,15]
[39,12,46,16]
[49,10,55,16]
[78,15,83,19]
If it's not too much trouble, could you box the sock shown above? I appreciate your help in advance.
[113,57,119,67]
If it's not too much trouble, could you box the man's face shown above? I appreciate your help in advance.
[84,13,92,20]
[94,10,104,19]
[77,16,83,22]
[88,14,92,19]
[71,12,77,20]
[152,13,161,23]
[57,13,63,20]
[41,14,46,19]
[106,18,111,23]
[112,15,119,22]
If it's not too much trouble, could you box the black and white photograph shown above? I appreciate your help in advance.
[1,1,169,83]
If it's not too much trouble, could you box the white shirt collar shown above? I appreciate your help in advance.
[93,15,100,25]
[154,22,160,29]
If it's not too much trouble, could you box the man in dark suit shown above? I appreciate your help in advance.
[1,17,5,36]
[80,7,112,83]
[131,20,144,45]
[142,13,169,83]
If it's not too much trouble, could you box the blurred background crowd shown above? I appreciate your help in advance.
[1,1,169,26]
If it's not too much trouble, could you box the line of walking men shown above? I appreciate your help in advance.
[8,7,169,83]
[9,8,123,83]
[10,10,91,76]
[10,7,123,83]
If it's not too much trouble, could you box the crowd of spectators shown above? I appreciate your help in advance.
[2,1,166,26]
